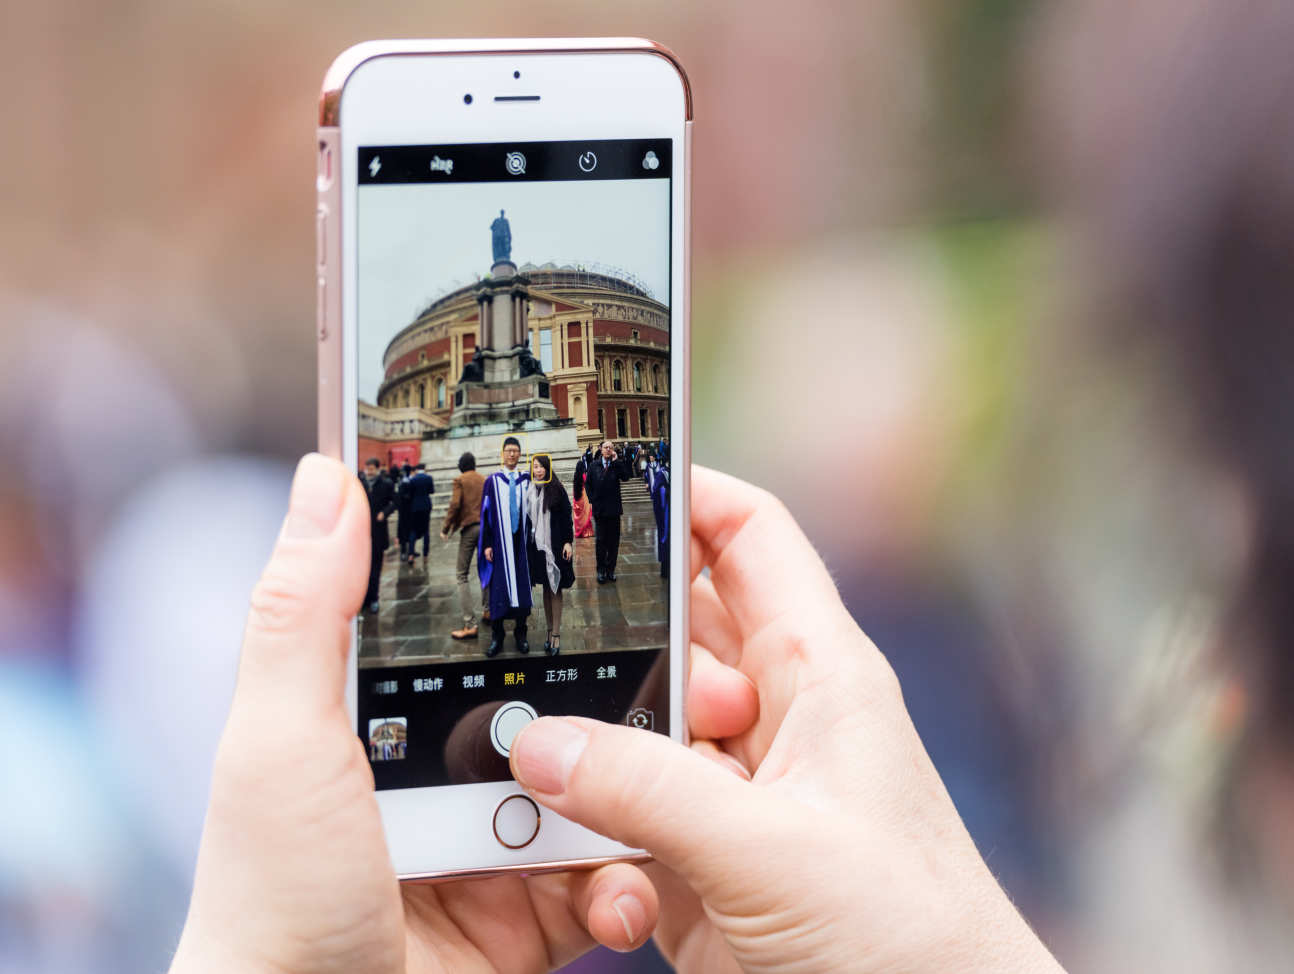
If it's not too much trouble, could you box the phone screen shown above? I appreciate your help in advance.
[354,139,674,790]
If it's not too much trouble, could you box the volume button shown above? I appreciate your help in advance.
[316,277,327,341]
[316,206,327,269]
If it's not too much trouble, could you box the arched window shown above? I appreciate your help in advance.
[652,364,661,393]
[436,378,445,408]
[612,360,623,391]
[633,362,643,392]
[402,387,411,407]
[418,383,425,408]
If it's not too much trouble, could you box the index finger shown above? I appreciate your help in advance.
[691,465,849,642]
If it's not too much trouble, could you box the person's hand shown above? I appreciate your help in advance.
[440,529,450,541]
[376,511,385,521]
[169,454,663,974]
[509,465,1065,974]
[484,546,493,563]
[562,542,572,560]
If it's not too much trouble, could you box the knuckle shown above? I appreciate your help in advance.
[247,565,315,635]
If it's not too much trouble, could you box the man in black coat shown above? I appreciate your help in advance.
[404,463,435,563]
[584,439,632,583]
[394,464,414,559]
[360,458,396,613]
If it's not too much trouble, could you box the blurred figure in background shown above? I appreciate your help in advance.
[969,0,1294,968]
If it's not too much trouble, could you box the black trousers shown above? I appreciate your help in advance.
[365,543,384,607]
[594,514,622,575]
[408,510,431,555]
[491,608,529,641]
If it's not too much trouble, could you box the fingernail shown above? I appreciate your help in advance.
[718,752,752,780]
[611,893,645,945]
[284,454,344,539]
[513,717,589,794]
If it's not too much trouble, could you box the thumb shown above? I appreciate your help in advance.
[510,717,776,901]
[233,453,369,718]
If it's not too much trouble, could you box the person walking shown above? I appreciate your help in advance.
[526,454,575,656]
[359,457,395,614]
[394,463,413,559]
[440,452,486,640]
[404,463,434,565]
[585,439,632,583]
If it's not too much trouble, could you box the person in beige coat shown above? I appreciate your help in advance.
[439,451,486,639]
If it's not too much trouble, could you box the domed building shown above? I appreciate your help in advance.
[360,263,670,468]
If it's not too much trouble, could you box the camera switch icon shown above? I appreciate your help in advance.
[627,707,654,731]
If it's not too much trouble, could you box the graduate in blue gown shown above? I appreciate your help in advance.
[649,461,670,579]
[478,436,532,657]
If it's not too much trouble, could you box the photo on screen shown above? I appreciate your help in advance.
[353,143,674,789]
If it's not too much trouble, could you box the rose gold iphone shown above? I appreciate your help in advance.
[316,40,690,881]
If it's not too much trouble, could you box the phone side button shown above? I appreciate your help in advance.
[315,206,327,269]
[316,276,327,341]
[493,794,541,849]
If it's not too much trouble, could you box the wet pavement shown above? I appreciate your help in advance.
[359,478,667,665]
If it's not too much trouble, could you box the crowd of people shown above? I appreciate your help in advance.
[358,436,671,658]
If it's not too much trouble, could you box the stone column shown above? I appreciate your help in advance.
[512,288,528,348]
[477,295,493,352]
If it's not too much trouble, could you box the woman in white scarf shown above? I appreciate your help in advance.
[526,455,576,655]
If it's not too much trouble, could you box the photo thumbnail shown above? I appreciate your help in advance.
[368,717,408,762]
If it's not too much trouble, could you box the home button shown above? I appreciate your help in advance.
[493,794,541,849]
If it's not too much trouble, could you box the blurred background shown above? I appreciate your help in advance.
[4,0,1294,971]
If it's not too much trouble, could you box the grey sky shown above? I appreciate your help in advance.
[357,178,670,403]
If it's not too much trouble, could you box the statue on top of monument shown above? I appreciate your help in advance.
[490,209,512,264]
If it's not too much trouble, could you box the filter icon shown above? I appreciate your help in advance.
[642,151,660,171]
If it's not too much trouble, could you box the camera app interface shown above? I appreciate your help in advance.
[356,139,673,789]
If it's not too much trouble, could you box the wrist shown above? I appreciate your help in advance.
[938,872,1065,974]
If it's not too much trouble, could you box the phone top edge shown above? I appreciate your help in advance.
[318,38,692,128]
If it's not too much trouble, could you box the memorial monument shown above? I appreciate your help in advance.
[451,210,559,423]
[419,211,579,470]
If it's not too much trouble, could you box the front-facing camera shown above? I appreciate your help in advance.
[463,93,473,105]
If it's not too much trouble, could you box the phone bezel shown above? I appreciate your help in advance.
[317,40,690,882]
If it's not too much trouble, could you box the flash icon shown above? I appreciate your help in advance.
[368,156,382,178]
